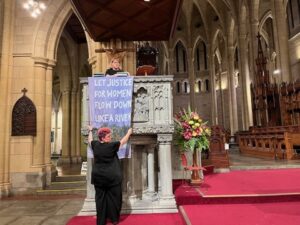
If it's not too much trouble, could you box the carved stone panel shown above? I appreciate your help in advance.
[12,94,37,136]
[133,87,149,122]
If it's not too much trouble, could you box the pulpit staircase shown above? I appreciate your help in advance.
[36,165,87,196]
[36,174,86,196]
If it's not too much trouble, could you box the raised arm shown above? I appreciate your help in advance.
[120,128,133,147]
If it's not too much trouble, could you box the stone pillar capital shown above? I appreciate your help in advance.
[157,134,173,144]
[32,57,56,69]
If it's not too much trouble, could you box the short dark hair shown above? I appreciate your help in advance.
[97,127,111,141]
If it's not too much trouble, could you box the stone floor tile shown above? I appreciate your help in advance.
[8,216,46,225]
[0,216,18,225]
[41,215,74,225]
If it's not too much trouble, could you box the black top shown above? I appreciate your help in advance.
[91,141,122,187]
[105,68,123,76]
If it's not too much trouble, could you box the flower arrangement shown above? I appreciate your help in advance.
[174,108,211,153]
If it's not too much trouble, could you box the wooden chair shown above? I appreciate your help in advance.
[180,153,206,185]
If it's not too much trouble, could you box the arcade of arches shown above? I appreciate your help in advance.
[0,0,299,197]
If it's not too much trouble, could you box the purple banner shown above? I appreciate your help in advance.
[88,77,133,159]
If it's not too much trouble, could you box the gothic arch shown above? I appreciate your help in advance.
[192,36,207,55]
[60,36,74,80]
[192,0,209,39]
[174,40,188,73]
[32,0,91,61]
[212,29,226,51]
[172,38,188,51]
[259,10,273,31]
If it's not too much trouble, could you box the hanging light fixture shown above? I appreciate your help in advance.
[23,0,46,18]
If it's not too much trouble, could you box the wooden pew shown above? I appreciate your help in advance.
[237,126,300,160]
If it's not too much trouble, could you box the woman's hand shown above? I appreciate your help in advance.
[120,128,133,147]
[127,128,133,135]
[87,125,93,131]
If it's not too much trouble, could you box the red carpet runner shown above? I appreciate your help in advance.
[67,213,185,225]
[67,168,300,225]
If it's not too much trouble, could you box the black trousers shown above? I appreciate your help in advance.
[95,184,122,225]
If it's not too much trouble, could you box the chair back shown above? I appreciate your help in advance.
[180,153,188,167]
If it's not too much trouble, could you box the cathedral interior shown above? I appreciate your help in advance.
[1,0,300,203]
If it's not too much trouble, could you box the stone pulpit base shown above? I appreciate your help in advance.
[79,76,177,214]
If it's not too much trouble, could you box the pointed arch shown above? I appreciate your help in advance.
[32,0,91,61]
[193,0,209,39]
[174,40,188,73]
[259,10,273,32]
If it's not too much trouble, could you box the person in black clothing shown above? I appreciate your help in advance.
[105,57,123,76]
[88,125,132,225]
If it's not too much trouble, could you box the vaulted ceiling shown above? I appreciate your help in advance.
[71,0,183,42]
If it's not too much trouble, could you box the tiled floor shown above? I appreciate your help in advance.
[0,195,85,225]
[229,151,300,170]
[1,151,300,225]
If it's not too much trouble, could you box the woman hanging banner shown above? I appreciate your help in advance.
[88,76,133,158]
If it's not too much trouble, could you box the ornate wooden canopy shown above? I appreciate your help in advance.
[70,0,182,41]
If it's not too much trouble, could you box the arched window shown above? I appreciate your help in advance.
[287,0,300,37]
[205,79,210,92]
[183,80,190,94]
[195,80,202,93]
[194,41,207,72]
[175,41,187,73]
[176,81,181,93]
[12,89,37,136]
[198,80,202,92]
[196,47,200,71]
[203,42,208,70]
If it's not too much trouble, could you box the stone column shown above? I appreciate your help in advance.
[78,81,95,215]
[70,90,78,163]
[0,0,15,197]
[81,81,93,198]
[127,145,137,203]
[157,134,175,202]
[146,144,156,197]
[250,20,259,83]
[187,47,195,108]
[32,58,48,167]
[227,46,239,134]
[60,89,71,163]
[53,107,59,154]
[238,34,252,129]
[168,48,175,75]
[209,49,218,125]
[218,66,225,126]
[272,0,291,82]
[76,90,82,162]
[44,60,56,185]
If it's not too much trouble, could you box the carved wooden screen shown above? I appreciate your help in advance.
[12,94,36,136]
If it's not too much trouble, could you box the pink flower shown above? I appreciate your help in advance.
[182,122,190,129]
[183,131,192,140]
